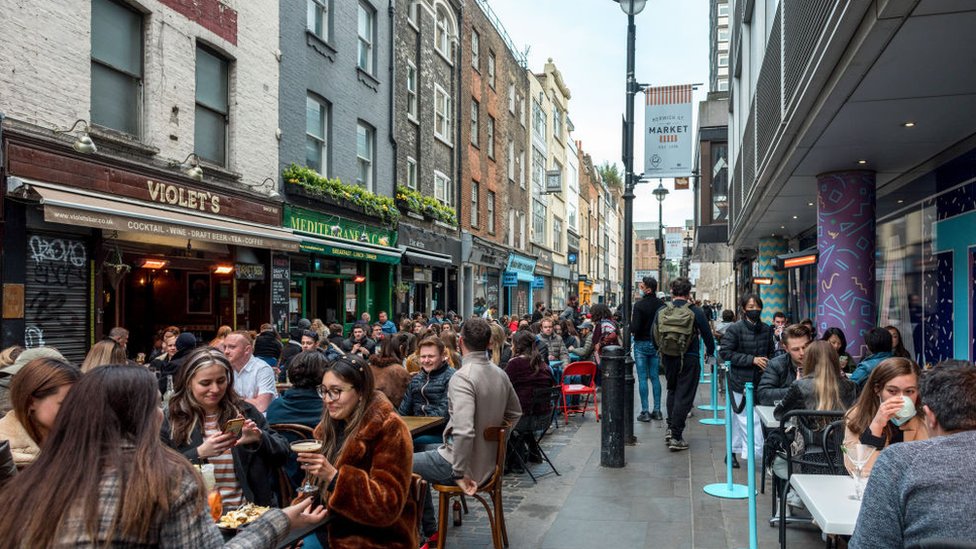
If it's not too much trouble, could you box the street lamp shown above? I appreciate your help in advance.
[611,0,648,454]
[653,181,669,288]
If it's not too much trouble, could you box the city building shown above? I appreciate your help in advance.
[709,0,730,94]
[279,0,400,332]
[393,0,463,317]
[458,0,532,319]
[1,0,288,360]
[726,1,976,363]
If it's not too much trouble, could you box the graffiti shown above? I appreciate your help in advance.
[29,236,88,267]
[24,326,45,348]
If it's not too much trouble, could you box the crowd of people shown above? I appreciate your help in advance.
[0,294,620,549]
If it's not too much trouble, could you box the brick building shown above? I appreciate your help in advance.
[0,0,294,360]
[392,0,463,316]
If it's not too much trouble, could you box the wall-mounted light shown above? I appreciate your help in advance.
[55,119,97,154]
[214,264,234,275]
[174,153,203,181]
[141,258,169,270]
[353,274,367,283]
[245,177,280,198]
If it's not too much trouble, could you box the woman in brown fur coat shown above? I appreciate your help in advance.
[297,355,416,548]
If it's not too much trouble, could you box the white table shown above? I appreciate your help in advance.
[756,405,779,428]
[789,474,862,536]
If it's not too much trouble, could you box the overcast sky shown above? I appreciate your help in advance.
[486,0,710,228]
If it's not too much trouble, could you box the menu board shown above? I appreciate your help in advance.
[271,255,290,335]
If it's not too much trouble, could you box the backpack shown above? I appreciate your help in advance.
[598,319,619,347]
[654,303,696,357]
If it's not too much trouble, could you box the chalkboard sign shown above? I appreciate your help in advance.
[271,255,290,335]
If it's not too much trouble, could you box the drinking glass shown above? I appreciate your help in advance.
[843,442,875,500]
[290,439,324,500]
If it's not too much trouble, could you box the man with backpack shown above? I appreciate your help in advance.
[654,277,715,451]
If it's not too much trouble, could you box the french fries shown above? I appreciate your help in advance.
[217,502,270,528]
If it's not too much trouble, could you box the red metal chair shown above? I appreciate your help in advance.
[559,361,599,422]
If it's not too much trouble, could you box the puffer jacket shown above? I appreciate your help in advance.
[536,332,569,363]
[398,361,455,418]
[719,319,775,394]
[757,353,798,405]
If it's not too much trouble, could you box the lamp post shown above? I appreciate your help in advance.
[613,0,646,450]
[653,181,669,289]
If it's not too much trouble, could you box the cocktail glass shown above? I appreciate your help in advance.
[843,442,875,500]
[290,439,324,500]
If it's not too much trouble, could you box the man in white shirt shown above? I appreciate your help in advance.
[223,331,277,412]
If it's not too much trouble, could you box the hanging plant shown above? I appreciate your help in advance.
[101,246,131,290]
[394,281,410,300]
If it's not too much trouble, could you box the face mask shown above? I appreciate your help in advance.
[745,310,762,323]
[888,395,916,426]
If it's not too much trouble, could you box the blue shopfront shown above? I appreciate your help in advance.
[504,253,536,318]
[876,148,976,364]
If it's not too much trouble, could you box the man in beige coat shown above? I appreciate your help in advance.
[412,317,522,547]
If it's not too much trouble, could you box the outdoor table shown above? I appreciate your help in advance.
[756,405,779,428]
[403,415,446,436]
[789,474,861,536]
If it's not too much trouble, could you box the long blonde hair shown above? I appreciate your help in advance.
[489,323,506,365]
[802,341,845,411]
[80,339,128,373]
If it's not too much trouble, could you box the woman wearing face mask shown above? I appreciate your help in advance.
[719,293,775,465]
[843,357,928,475]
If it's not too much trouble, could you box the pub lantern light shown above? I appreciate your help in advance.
[214,264,234,275]
[55,119,98,154]
[176,153,204,181]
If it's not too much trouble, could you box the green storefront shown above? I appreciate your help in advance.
[285,205,401,333]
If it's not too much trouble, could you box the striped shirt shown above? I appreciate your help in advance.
[203,415,244,509]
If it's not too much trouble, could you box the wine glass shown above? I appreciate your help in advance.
[290,439,324,500]
[843,442,875,500]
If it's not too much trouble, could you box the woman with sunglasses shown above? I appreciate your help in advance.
[296,355,417,548]
[0,364,325,547]
[162,347,290,508]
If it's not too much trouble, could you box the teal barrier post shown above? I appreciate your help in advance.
[745,382,758,549]
[698,340,711,384]
[699,356,724,424]
[703,364,748,499]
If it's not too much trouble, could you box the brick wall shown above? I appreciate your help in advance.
[0,0,279,194]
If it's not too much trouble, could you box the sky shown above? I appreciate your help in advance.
[485,0,710,228]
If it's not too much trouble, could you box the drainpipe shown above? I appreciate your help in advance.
[454,2,463,229]
[388,0,398,184]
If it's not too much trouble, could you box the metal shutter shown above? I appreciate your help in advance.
[24,233,90,365]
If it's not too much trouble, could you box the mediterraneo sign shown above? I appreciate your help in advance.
[285,205,398,248]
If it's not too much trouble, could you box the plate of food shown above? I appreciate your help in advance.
[217,502,271,534]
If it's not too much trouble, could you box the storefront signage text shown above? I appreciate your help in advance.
[147,180,220,213]
[235,263,265,280]
[286,206,397,248]
[532,275,546,289]
[502,271,518,287]
[506,254,536,275]
[299,241,399,265]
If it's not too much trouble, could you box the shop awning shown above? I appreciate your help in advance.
[298,235,401,264]
[400,247,455,268]
[9,178,301,252]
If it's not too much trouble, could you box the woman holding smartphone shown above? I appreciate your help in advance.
[163,347,290,508]
[0,365,326,547]
[296,355,417,548]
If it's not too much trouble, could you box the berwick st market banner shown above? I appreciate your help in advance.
[643,84,694,178]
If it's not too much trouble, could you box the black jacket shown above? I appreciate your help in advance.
[653,299,716,358]
[161,401,290,506]
[719,319,775,394]
[398,361,455,418]
[253,330,283,360]
[757,353,798,405]
[631,292,665,341]
[0,440,16,490]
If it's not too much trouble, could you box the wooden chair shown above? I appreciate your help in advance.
[431,427,509,549]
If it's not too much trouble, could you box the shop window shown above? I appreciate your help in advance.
[434,84,452,144]
[486,115,495,159]
[194,45,229,166]
[91,0,143,137]
[356,121,374,191]
[306,93,329,175]
[470,99,479,147]
[532,199,546,245]
[471,181,480,227]
[487,51,495,88]
[487,191,495,234]
[406,61,418,119]
[406,156,417,189]
[357,2,375,74]
[471,30,480,70]
[307,0,331,42]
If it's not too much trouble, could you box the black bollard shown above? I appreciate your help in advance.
[624,353,636,445]
[600,345,626,468]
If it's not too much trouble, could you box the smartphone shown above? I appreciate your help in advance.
[222,418,245,437]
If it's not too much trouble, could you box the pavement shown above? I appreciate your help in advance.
[438,376,831,548]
